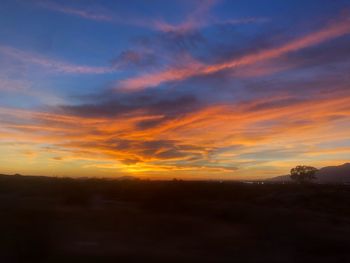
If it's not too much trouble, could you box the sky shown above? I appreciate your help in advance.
[0,0,350,180]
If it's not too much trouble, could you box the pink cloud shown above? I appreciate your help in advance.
[152,0,266,33]
[118,16,350,91]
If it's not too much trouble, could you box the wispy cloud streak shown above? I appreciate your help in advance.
[36,0,266,34]
[38,1,113,22]
[119,16,350,91]
[0,45,115,74]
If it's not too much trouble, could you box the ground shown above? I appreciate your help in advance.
[0,175,350,262]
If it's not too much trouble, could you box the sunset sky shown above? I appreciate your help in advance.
[0,0,350,179]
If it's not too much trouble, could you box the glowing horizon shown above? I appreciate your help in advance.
[0,0,350,179]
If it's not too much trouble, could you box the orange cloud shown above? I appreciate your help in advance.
[1,88,349,179]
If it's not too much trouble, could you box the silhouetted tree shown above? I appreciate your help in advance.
[290,165,318,183]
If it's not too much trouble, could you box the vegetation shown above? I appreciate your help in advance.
[290,165,318,183]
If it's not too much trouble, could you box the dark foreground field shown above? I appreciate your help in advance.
[0,175,350,262]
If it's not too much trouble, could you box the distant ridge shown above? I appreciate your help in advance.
[115,175,139,181]
[317,163,350,183]
[0,173,139,181]
[269,163,350,183]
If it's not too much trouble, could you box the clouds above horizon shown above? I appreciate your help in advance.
[0,0,350,179]
[0,45,116,74]
[116,15,350,91]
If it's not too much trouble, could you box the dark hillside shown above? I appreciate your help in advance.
[269,163,350,183]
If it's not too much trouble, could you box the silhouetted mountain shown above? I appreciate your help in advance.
[268,174,291,182]
[317,163,350,183]
[115,175,139,181]
[269,163,350,183]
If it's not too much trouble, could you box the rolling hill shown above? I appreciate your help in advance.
[269,163,350,183]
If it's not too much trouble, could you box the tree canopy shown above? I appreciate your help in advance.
[290,165,318,183]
